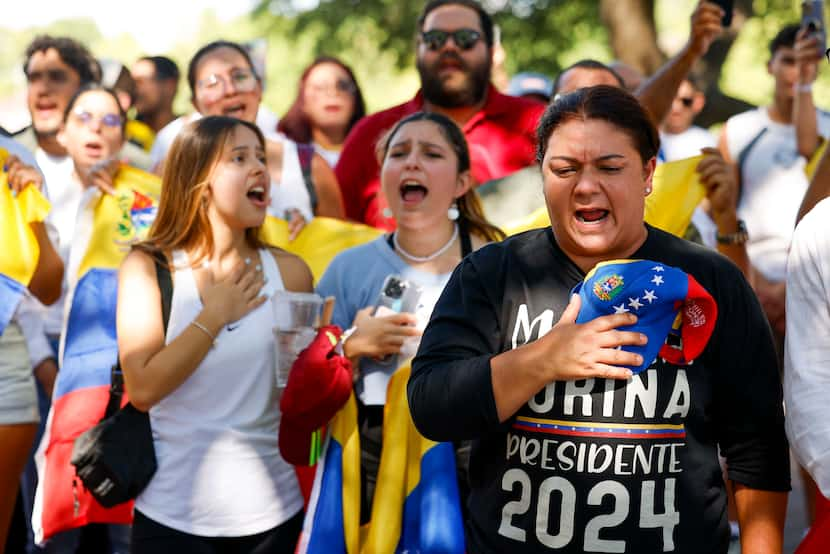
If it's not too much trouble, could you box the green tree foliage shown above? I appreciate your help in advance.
[254,0,609,76]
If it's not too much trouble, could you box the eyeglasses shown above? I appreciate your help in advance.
[196,68,258,102]
[420,29,482,51]
[677,97,694,108]
[308,79,356,96]
[72,108,123,128]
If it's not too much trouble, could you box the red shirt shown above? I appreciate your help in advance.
[334,86,545,230]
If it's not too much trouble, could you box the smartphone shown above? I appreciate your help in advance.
[710,0,734,27]
[373,275,421,317]
[373,275,422,367]
[802,0,827,54]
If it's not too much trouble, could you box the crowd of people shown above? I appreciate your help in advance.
[3,0,830,552]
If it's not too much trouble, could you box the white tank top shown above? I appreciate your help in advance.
[268,139,313,222]
[135,248,303,536]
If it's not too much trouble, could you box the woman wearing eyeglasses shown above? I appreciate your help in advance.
[186,41,345,228]
[278,57,366,168]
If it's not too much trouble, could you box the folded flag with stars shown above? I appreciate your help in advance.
[572,259,718,373]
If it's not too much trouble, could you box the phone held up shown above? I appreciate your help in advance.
[373,275,422,367]
[802,0,827,54]
[710,0,734,27]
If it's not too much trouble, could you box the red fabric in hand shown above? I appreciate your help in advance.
[278,325,353,466]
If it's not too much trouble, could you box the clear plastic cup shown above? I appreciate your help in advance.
[272,292,323,388]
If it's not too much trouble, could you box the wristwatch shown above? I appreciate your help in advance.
[716,219,749,245]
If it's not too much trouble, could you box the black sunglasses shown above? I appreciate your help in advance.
[420,29,482,51]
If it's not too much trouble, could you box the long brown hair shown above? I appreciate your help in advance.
[137,116,266,265]
[378,111,505,243]
[278,56,366,144]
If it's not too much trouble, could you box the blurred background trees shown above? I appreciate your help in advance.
[0,0,822,131]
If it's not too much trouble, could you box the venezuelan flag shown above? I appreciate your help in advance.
[0,147,51,335]
[33,165,161,542]
[299,364,465,554]
[503,155,706,238]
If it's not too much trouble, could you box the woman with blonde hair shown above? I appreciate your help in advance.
[118,115,312,553]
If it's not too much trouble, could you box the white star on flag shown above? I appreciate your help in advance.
[652,265,664,272]
[628,297,644,310]
[651,275,664,286]
[613,304,629,314]
[643,290,657,303]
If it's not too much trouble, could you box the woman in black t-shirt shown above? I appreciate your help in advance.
[409,85,789,554]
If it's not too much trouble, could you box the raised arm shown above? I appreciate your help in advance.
[636,1,723,123]
[798,145,830,223]
[793,28,822,160]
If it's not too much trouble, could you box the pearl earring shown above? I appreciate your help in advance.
[382,207,393,219]
[447,202,459,221]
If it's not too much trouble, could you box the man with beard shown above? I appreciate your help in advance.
[335,0,545,229]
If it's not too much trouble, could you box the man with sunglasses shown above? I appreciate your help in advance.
[659,76,714,163]
[335,0,545,230]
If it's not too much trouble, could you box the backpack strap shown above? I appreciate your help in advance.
[297,143,318,215]
[105,250,173,418]
[734,126,768,205]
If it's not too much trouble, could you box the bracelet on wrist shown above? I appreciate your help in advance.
[716,219,749,245]
[795,82,814,94]
[190,320,217,347]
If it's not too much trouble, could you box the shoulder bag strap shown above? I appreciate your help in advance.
[297,143,318,215]
[735,126,768,205]
[105,250,173,418]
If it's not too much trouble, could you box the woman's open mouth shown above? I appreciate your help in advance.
[575,209,610,224]
[246,184,268,207]
[400,181,428,204]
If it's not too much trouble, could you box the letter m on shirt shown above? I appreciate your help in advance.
[511,304,555,350]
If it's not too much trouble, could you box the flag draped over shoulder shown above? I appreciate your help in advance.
[261,216,382,281]
[299,364,465,554]
[33,165,160,543]
[0,147,51,335]
[503,155,706,238]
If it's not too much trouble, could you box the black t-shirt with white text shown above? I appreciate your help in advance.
[409,225,789,554]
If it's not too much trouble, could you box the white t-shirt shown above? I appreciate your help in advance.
[785,196,830,498]
[136,248,302,536]
[659,125,716,162]
[724,107,830,282]
[34,149,79,337]
[268,140,313,221]
[313,142,340,168]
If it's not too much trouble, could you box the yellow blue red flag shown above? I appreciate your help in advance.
[298,364,465,553]
[34,165,161,542]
